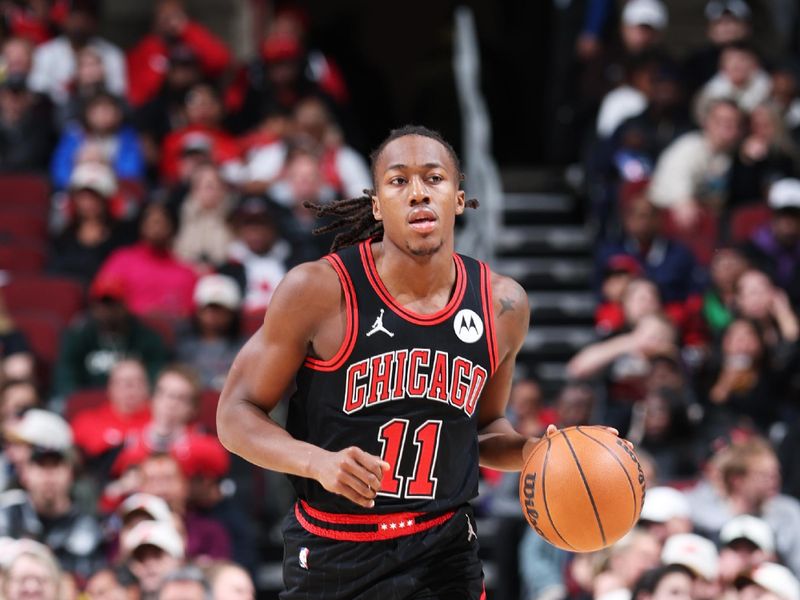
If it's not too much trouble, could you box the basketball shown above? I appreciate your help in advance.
[519,425,646,552]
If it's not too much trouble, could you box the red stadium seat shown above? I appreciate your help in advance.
[729,203,772,243]
[197,388,221,435]
[242,311,264,337]
[0,210,47,240]
[4,276,85,324]
[0,242,47,274]
[139,313,182,349]
[11,311,63,370]
[64,388,108,422]
[0,174,50,214]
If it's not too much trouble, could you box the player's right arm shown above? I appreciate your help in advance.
[216,260,387,508]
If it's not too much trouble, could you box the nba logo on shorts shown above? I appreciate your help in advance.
[299,547,309,570]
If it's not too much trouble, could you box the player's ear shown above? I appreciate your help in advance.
[371,192,382,221]
[455,190,466,215]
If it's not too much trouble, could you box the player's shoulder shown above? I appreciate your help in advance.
[487,269,530,352]
[269,258,343,313]
[489,270,529,315]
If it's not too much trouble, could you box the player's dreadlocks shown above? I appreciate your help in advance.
[304,125,479,252]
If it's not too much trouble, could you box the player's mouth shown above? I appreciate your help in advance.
[407,208,437,234]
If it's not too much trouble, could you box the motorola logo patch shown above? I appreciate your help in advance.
[454,309,483,343]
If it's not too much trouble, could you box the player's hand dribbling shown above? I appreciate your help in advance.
[312,447,389,508]
[542,424,636,452]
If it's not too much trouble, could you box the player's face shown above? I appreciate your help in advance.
[372,135,465,257]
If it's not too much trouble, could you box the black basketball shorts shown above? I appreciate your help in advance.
[280,501,485,599]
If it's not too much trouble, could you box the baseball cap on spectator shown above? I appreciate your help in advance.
[69,162,118,198]
[622,0,668,30]
[89,273,126,303]
[719,515,774,554]
[738,563,800,600]
[705,0,751,21]
[194,274,241,311]
[768,178,800,211]
[661,533,719,581]
[119,493,173,525]
[232,195,277,224]
[174,435,230,479]
[122,520,184,560]
[180,132,212,156]
[261,34,302,62]
[6,409,73,458]
[639,487,691,523]
[605,254,642,277]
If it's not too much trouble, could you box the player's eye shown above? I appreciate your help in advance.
[428,174,444,184]
[390,177,407,185]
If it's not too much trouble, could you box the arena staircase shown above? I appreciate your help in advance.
[494,167,597,395]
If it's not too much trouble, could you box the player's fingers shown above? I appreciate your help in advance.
[620,437,635,452]
[351,447,388,481]
[337,472,376,508]
[545,424,558,436]
[601,426,620,437]
[342,457,383,494]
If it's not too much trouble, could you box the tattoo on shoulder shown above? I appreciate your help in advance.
[499,297,515,316]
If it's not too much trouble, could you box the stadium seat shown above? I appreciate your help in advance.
[139,313,181,349]
[11,311,63,371]
[242,311,264,337]
[0,242,47,274]
[198,388,221,434]
[729,203,772,243]
[0,174,50,214]
[0,210,48,240]
[64,388,108,422]
[3,276,85,324]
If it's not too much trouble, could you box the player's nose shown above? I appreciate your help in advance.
[407,176,429,204]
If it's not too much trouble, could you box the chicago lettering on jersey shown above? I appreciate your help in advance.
[343,348,488,416]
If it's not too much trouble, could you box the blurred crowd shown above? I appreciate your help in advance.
[0,0,799,600]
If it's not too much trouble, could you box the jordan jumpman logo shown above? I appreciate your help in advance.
[366,309,394,337]
[466,515,477,542]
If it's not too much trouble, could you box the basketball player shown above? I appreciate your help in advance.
[217,126,622,598]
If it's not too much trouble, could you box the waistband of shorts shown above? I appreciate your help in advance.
[294,500,457,542]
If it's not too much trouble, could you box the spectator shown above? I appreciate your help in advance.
[70,359,151,467]
[595,50,660,139]
[47,162,130,285]
[137,453,231,561]
[695,41,771,120]
[592,528,662,598]
[52,273,169,397]
[176,274,244,391]
[0,72,52,171]
[718,514,775,587]
[56,45,122,130]
[120,520,185,600]
[728,102,800,207]
[174,163,235,270]
[157,566,210,600]
[683,0,754,94]
[505,377,552,437]
[703,247,750,334]
[742,178,800,308]
[688,437,800,577]
[1,36,34,79]
[735,562,800,600]
[51,91,144,190]
[0,409,105,579]
[221,195,293,314]
[770,64,800,146]
[0,379,38,434]
[2,543,63,600]
[84,566,141,600]
[245,96,370,198]
[637,486,693,545]
[661,532,722,600]
[0,293,34,383]
[127,0,231,108]
[28,3,126,106]
[205,561,255,600]
[159,82,242,185]
[95,202,198,319]
[649,98,742,233]
[594,254,643,335]
[630,564,695,600]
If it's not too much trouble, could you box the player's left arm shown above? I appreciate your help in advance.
[476,273,541,471]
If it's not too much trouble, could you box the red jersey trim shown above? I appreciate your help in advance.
[360,240,467,326]
[479,261,499,375]
[295,501,456,542]
[304,254,359,372]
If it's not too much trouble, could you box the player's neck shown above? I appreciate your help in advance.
[372,240,456,305]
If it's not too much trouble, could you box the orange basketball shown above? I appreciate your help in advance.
[518,425,646,552]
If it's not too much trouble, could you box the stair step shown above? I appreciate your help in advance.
[529,291,596,325]
[522,326,596,355]
[495,225,592,255]
[494,258,592,289]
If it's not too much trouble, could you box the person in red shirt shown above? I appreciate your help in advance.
[127,0,231,108]
[160,82,242,184]
[94,202,198,319]
[70,358,152,463]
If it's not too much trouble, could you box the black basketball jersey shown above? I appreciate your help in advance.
[286,239,498,514]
